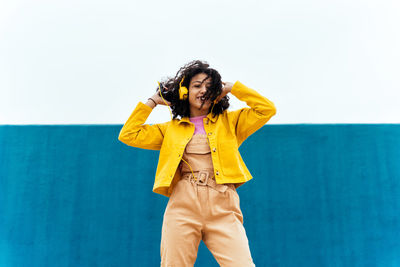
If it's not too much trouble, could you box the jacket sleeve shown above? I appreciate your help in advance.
[118,102,169,150]
[228,81,277,146]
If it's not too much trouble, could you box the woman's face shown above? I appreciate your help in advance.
[188,73,212,117]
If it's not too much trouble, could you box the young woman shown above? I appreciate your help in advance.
[118,60,277,266]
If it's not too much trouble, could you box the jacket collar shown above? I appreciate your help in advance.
[178,112,218,124]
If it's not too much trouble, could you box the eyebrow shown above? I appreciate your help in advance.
[192,80,212,85]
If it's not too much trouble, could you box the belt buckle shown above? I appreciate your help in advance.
[195,171,209,185]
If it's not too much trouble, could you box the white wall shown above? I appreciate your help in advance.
[1,0,399,124]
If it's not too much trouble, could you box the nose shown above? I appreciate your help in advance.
[200,85,207,93]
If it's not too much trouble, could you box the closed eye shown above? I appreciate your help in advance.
[195,85,211,90]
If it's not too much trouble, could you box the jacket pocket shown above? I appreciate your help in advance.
[219,140,242,177]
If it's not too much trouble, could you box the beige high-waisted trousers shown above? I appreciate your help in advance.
[160,134,255,267]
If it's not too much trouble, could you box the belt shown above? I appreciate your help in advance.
[181,170,234,193]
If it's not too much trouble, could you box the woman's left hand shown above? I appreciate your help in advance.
[215,81,234,103]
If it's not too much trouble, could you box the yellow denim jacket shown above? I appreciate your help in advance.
[118,81,277,197]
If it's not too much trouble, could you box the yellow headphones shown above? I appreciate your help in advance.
[157,77,218,119]
[179,76,188,100]
[156,79,218,182]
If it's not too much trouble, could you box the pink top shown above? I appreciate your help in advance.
[189,114,207,135]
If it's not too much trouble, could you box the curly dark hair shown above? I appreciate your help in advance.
[157,60,230,119]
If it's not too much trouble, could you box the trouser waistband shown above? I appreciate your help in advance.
[180,170,233,193]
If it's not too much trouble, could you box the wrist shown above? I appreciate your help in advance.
[148,98,157,105]
[146,98,157,109]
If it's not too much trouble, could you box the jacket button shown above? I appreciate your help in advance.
[212,148,216,152]
[208,132,212,136]
[216,171,219,175]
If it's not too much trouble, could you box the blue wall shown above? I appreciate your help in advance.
[1,124,399,267]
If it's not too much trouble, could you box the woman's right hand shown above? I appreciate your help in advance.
[151,87,171,106]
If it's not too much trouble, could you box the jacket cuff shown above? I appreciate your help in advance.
[230,81,246,98]
[138,101,153,112]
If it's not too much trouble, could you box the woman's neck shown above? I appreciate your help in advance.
[190,110,208,118]
[190,114,207,119]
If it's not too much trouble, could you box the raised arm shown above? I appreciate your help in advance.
[118,90,171,150]
[227,81,277,146]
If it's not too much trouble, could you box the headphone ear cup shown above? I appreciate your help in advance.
[178,76,189,100]
[179,86,188,100]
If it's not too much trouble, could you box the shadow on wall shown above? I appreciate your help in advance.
[0,124,399,267]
